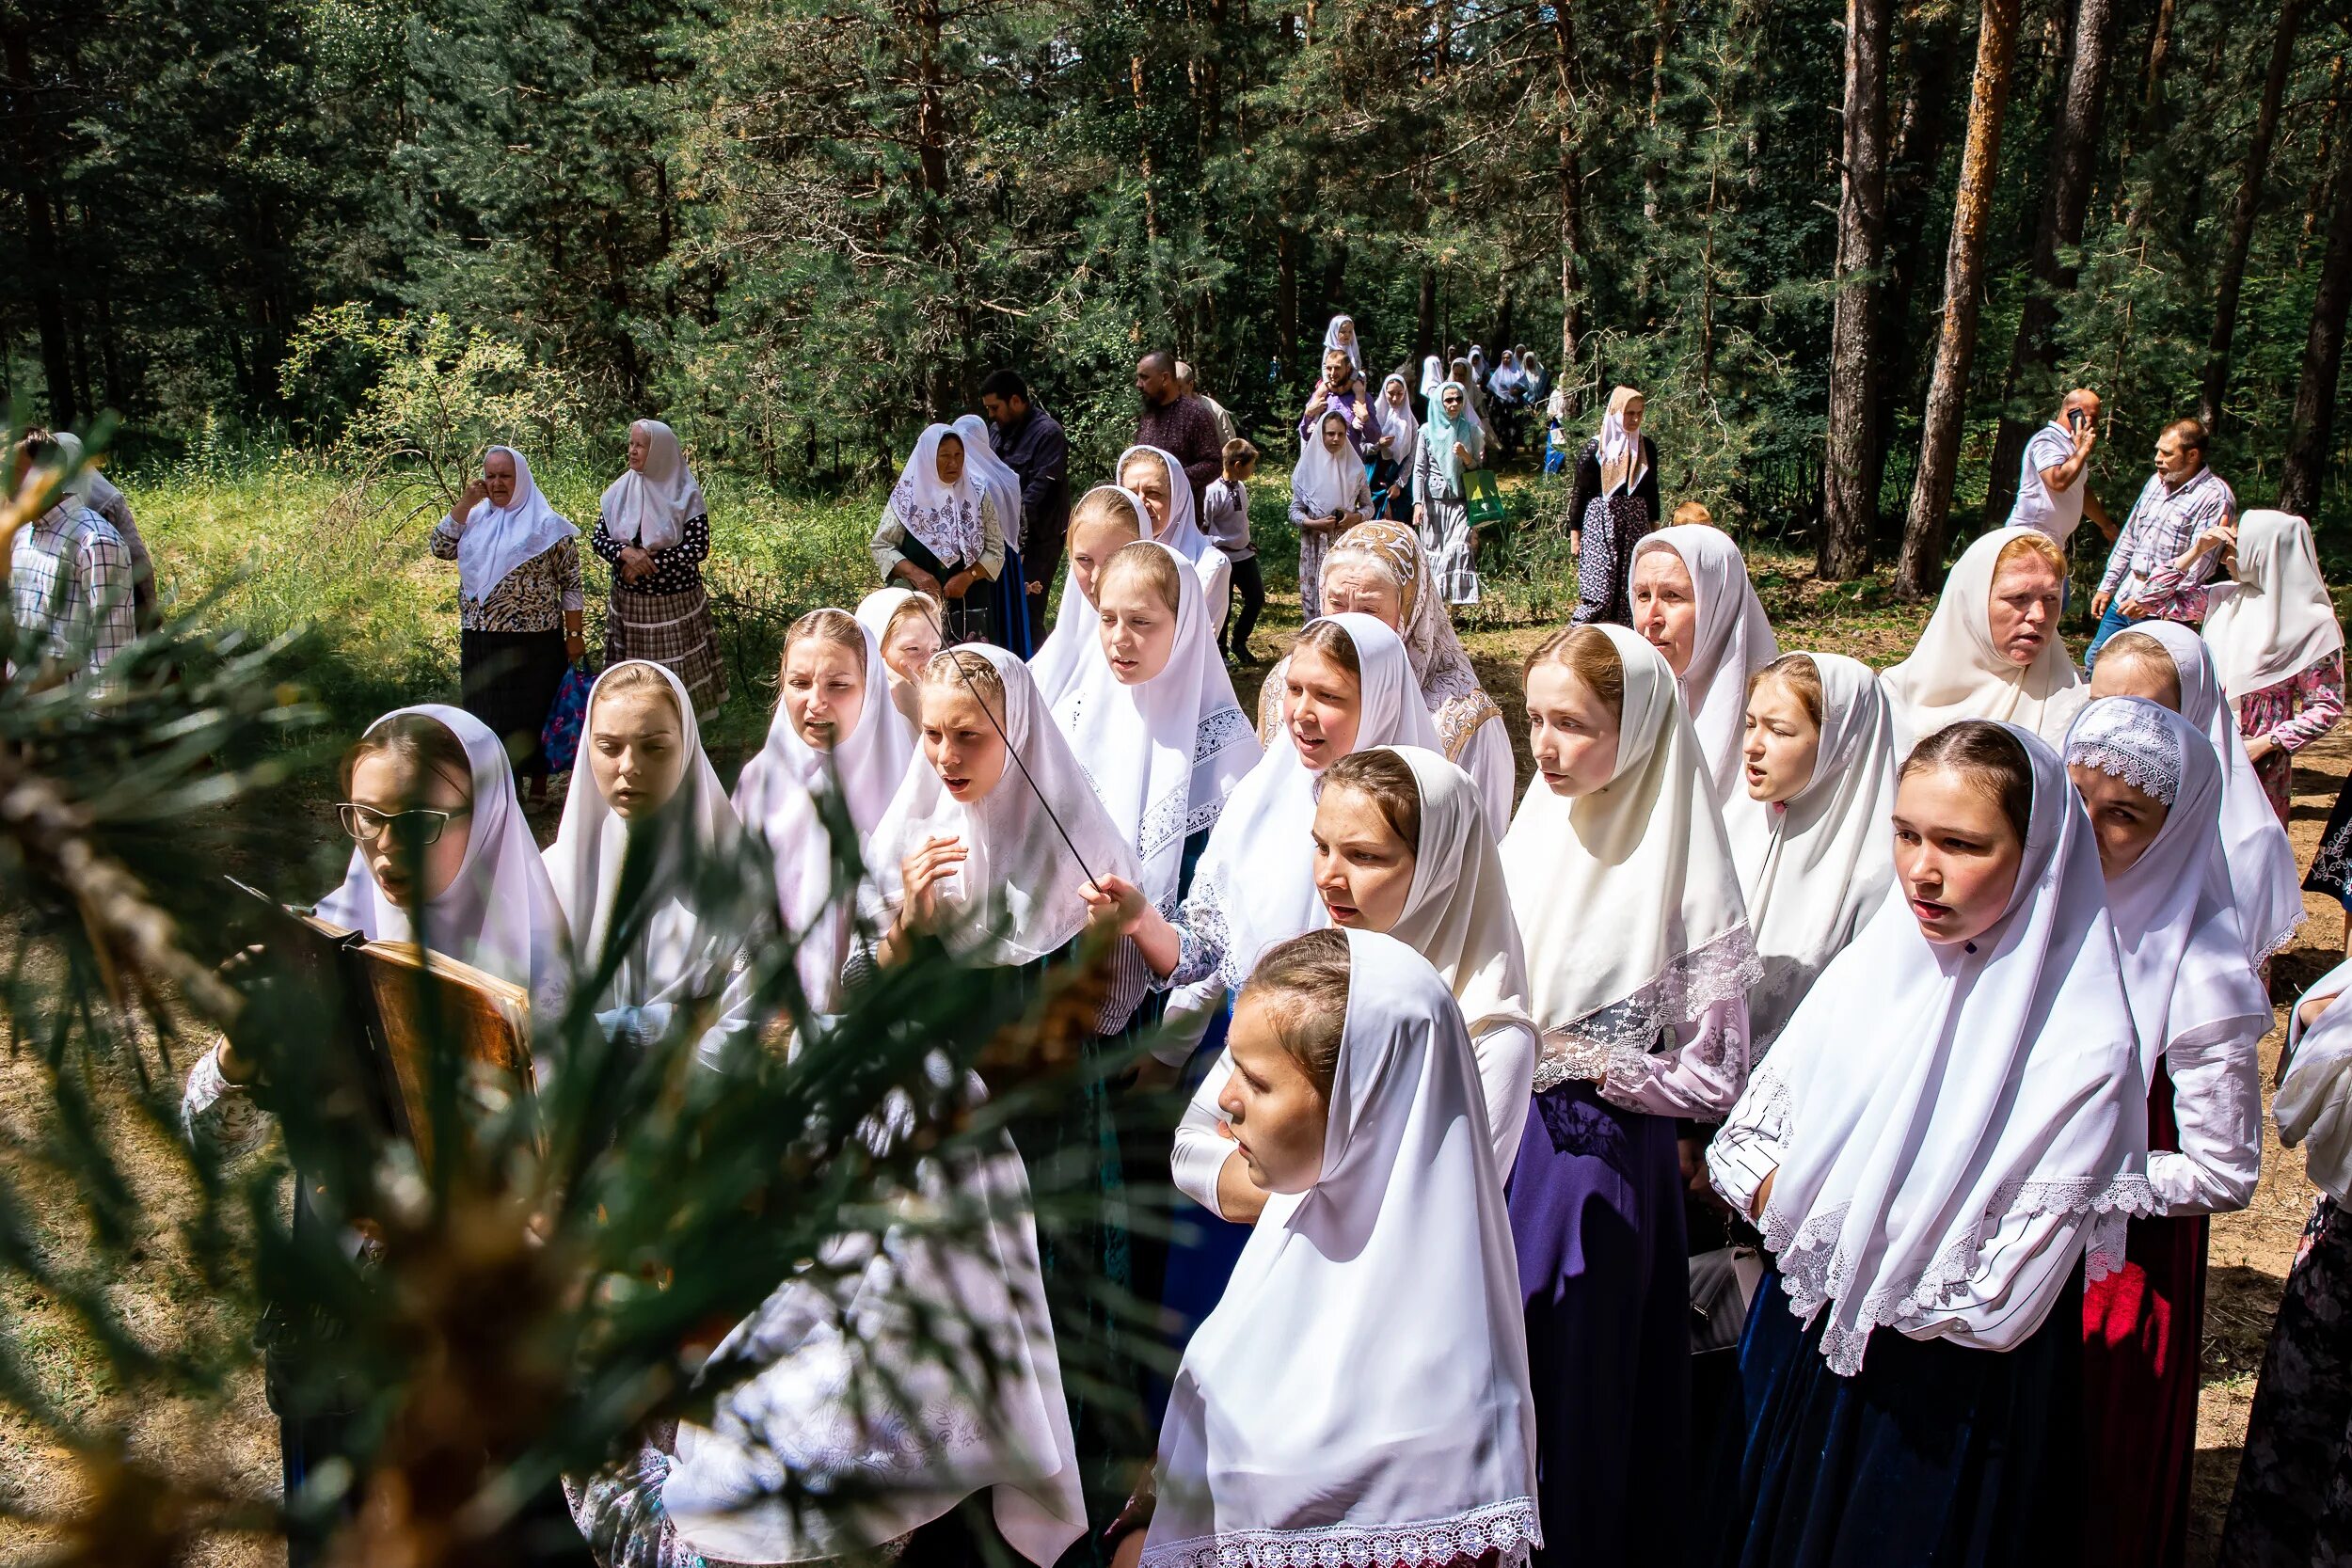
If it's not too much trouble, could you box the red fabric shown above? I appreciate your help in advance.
[2081,1060,2205,1568]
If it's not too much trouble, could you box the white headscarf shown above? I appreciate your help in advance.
[854,586,939,739]
[1190,616,1442,989]
[2063,698,2270,1078]
[1385,746,1539,1172]
[317,704,572,1022]
[1321,312,1365,376]
[1597,387,1648,498]
[1027,486,1152,711]
[1118,446,1232,613]
[1419,354,1445,401]
[868,644,1143,967]
[2279,958,2352,1204]
[734,615,915,1010]
[1290,414,1365,519]
[1737,721,2145,1376]
[1051,542,1258,916]
[1880,527,2086,745]
[452,447,579,607]
[599,420,706,551]
[1375,373,1421,473]
[663,1073,1086,1566]
[1500,626,1759,1081]
[1631,525,1780,802]
[1723,654,1899,1051]
[2202,508,2344,708]
[1143,929,1540,1568]
[954,412,1026,552]
[886,423,988,567]
[2129,620,2306,961]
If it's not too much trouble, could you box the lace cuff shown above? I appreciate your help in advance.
[1531,925,1760,1091]
[1140,1496,1540,1568]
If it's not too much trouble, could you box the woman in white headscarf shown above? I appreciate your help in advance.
[1881,526,2085,746]
[952,411,1035,657]
[1708,720,2144,1567]
[1370,372,1421,522]
[1131,927,1540,1568]
[1418,352,1446,410]
[1565,387,1661,628]
[734,610,915,1013]
[2062,697,2269,1568]
[1724,653,1899,1050]
[1321,312,1365,378]
[871,423,1009,649]
[1413,380,1487,608]
[2087,619,2305,962]
[595,420,727,715]
[49,430,157,630]
[2203,509,2345,819]
[1116,445,1233,627]
[1288,411,1373,620]
[429,446,586,791]
[1050,541,1258,923]
[854,586,945,736]
[1628,524,1780,803]
[1500,624,1757,1564]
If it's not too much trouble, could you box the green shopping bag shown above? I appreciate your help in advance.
[1463,467,1506,526]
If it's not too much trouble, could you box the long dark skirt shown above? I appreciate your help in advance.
[987,541,1034,659]
[1508,1080,1690,1567]
[2219,1194,2352,1566]
[2082,1061,2202,1568]
[460,626,569,778]
[1722,1269,2085,1568]
[2306,775,2352,910]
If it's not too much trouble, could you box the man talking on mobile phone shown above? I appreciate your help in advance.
[2002,388,2115,620]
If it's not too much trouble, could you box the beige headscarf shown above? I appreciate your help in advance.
[1597,387,1648,497]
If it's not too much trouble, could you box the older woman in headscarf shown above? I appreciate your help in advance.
[1413,380,1486,608]
[1290,413,1373,620]
[1565,387,1661,628]
[429,445,585,794]
[594,419,727,716]
[953,411,1034,657]
[870,422,1009,649]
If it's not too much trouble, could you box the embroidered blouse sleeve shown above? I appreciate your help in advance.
[2149,1020,2265,1215]
[1597,995,1751,1118]
[870,509,910,582]
[978,493,1007,579]
[2266,654,2346,753]
[1707,1061,1789,1217]
[1155,872,1228,992]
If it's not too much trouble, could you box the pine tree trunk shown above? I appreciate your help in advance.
[1277,226,1299,371]
[1895,0,2021,599]
[1981,0,2115,524]
[2280,113,2352,515]
[1,27,77,430]
[1415,266,1437,378]
[1821,0,1893,578]
[1552,0,1587,391]
[2201,0,2303,432]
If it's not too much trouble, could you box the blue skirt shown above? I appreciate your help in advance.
[1719,1269,2084,1568]
[1507,1080,1691,1567]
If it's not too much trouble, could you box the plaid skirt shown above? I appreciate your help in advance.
[606,583,727,716]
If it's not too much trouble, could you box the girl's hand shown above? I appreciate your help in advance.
[1081,875,1151,937]
[2247,734,2281,765]
[1413,505,1427,527]
[1454,441,1471,465]
[899,834,967,932]
[2300,990,2345,1032]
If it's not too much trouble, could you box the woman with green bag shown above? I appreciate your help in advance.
[1412,379,1488,607]
[1566,385,1662,627]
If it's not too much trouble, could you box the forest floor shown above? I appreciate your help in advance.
[0,469,2339,1564]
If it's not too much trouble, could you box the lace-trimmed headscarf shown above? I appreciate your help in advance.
[1731,721,2146,1376]
[885,423,988,567]
[1143,929,1540,1568]
[1320,521,1502,764]
[1500,625,1760,1086]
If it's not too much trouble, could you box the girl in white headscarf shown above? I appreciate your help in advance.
[1027,485,1152,712]
[596,420,728,715]
[1117,445,1233,629]
[1050,541,1259,922]
[734,610,915,1013]
[1881,527,2085,745]
[872,423,1009,649]
[1724,653,1899,1050]
[2063,696,2270,1568]
[1708,720,2144,1566]
[1288,412,1373,619]
[1629,524,1780,802]
[854,586,944,736]
[1499,623,1757,1563]
[1418,353,1446,407]
[2088,620,2305,961]
[429,446,586,792]
[1565,387,1660,628]
[2202,508,2344,821]
[1321,312,1365,377]
[953,411,1036,657]
[1131,928,1539,1568]
[546,661,755,1064]
[1370,372,1421,521]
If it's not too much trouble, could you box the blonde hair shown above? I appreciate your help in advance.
[1994,531,2067,579]
[786,608,867,670]
[1746,653,1824,728]
[1672,500,1713,528]
[2096,630,2183,705]
[593,660,682,723]
[1073,485,1147,541]
[1099,541,1185,615]
[918,648,1007,720]
[882,594,943,648]
[1523,625,1625,724]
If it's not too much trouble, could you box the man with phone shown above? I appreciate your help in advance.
[2005,387,2114,552]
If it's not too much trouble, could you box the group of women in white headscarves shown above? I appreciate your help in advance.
[214,409,2352,1568]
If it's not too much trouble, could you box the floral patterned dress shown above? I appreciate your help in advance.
[2219,1195,2352,1566]
[2240,651,2344,824]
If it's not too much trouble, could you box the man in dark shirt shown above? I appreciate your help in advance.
[1132,350,1223,511]
[979,369,1071,634]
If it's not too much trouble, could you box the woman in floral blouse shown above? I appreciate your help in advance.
[429,446,585,794]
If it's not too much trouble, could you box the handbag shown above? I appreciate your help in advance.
[1689,1243,1763,1357]
[1463,467,1506,526]
[540,661,596,774]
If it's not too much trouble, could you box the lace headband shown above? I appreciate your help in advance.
[2064,699,2183,805]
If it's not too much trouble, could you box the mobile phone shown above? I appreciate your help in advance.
[2069,408,2088,433]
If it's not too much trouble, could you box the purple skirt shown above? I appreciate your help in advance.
[1508,1080,1691,1566]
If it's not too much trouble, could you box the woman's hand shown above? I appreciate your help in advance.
[453,478,489,525]
[898,835,967,934]
[895,562,945,600]
[1453,441,1471,465]
[1081,875,1152,937]
[943,568,977,600]
[2301,990,2346,1031]
[619,545,656,582]
[2247,734,2281,765]
[1412,504,1428,527]
[1341,509,1363,529]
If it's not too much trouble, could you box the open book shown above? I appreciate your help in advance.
[224,877,534,1161]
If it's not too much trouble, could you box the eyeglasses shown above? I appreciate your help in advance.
[336,803,471,846]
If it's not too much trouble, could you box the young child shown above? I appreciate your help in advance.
[1203,439,1263,661]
